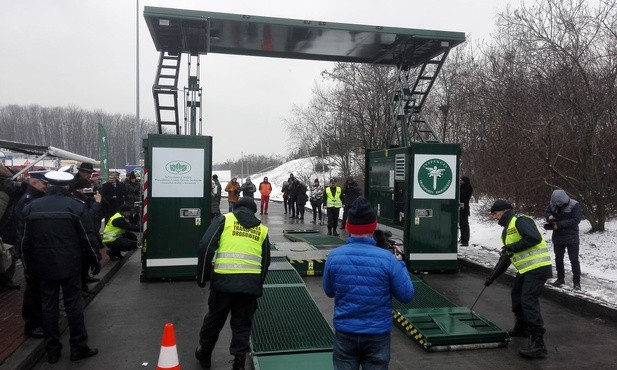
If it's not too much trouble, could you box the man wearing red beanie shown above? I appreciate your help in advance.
[323,197,414,369]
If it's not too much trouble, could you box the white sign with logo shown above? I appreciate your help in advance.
[152,147,204,198]
[413,154,457,199]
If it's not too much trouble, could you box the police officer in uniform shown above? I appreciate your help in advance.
[16,171,49,338]
[18,171,100,364]
[195,197,270,370]
[484,199,552,358]
[323,178,342,236]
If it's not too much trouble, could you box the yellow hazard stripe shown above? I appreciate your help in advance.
[288,259,324,263]
[392,310,428,348]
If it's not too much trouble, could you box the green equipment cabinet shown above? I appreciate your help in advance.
[366,143,461,272]
[141,134,212,280]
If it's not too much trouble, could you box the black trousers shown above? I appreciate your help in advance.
[554,243,581,283]
[283,197,289,213]
[459,209,470,244]
[326,207,340,229]
[22,273,42,331]
[296,202,306,219]
[106,235,138,254]
[199,290,258,356]
[511,266,552,334]
[341,205,351,229]
[40,274,89,354]
[310,200,323,221]
[289,198,296,217]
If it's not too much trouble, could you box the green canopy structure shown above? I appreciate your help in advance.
[143,7,465,144]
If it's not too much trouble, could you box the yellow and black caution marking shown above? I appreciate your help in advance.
[392,310,429,349]
[288,259,325,276]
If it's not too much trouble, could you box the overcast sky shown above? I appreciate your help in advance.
[0,0,517,163]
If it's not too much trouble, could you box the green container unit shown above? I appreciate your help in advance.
[141,134,212,280]
[366,144,461,272]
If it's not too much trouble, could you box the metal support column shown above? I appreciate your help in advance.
[183,54,202,136]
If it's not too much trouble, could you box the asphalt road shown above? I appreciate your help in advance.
[26,203,617,370]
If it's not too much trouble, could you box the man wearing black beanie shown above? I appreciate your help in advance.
[323,197,414,369]
[485,199,553,359]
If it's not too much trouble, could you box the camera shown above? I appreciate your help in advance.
[543,222,555,230]
[373,229,404,259]
[82,188,94,194]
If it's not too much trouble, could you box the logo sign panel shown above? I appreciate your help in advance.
[413,154,456,199]
[152,147,204,198]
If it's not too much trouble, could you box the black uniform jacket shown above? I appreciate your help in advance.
[18,186,100,280]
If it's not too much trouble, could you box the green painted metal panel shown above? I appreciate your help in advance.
[392,274,509,350]
[253,351,334,370]
[283,230,343,248]
[143,7,465,66]
[141,134,212,280]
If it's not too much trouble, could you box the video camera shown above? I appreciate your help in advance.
[373,229,404,260]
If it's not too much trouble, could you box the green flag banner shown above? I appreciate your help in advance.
[98,123,109,183]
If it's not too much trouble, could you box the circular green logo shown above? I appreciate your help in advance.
[418,158,453,195]
[165,160,191,175]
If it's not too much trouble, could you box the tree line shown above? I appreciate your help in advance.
[285,0,617,231]
[0,104,155,168]
[1,0,614,231]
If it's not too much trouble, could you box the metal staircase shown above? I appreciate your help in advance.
[391,49,451,146]
[152,52,181,134]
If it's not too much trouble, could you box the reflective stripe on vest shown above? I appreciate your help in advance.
[505,215,552,274]
[102,212,124,243]
[213,212,268,275]
[325,186,342,208]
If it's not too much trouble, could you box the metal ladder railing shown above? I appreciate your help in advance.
[152,52,181,134]
[390,49,451,146]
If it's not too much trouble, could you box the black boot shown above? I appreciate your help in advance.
[232,354,246,370]
[195,345,212,368]
[508,319,530,337]
[327,228,332,236]
[519,332,548,358]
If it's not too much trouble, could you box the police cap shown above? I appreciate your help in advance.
[44,171,74,186]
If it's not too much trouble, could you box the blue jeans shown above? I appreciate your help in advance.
[333,330,390,370]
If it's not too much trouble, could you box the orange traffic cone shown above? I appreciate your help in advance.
[157,323,180,370]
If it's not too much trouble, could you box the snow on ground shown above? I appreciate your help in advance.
[245,156,617,310]
[463,202,617,310]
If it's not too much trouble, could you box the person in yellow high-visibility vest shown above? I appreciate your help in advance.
[195,197,270,370]
[484,199,553,359]
[323,178,342,236]
[102,204,140,261]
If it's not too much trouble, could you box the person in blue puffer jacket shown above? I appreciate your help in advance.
[323,197,414,370]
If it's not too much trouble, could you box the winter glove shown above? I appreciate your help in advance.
[543,222,555,230]
[91,262,101,276]
[502,244,515,254]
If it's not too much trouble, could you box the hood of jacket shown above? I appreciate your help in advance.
[550,189,570,207]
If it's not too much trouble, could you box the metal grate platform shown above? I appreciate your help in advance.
[392,275,455,310]
[252,286,334,354]
[283,230,344,248]
[264,269,305,285]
